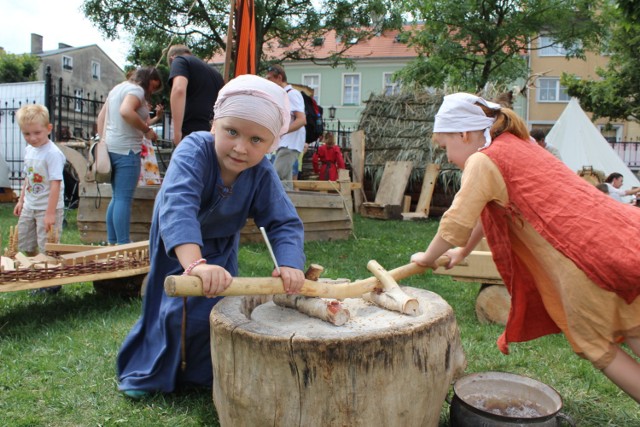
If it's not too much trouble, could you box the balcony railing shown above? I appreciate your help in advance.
[609,141,640,170]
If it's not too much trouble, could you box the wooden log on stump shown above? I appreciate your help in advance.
[272,264,351,326]
[210,287,466,427]
[475,283,511,325]
[362,260,420,315]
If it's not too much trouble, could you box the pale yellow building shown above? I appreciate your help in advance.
[526,35,640,143]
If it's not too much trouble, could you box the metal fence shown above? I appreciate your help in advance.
[0,67,106,193]
[610,141,640,170]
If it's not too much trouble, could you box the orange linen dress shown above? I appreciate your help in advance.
[439,147,640,370]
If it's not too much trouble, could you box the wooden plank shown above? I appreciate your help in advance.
[475,238,491,251]
[77,222,151,234]
[59,241,149,265]
[14,253,33,269]
[0,266,150,293]
[292,181,361,192]
[286,191,345,209]
[44,243,103,253]
[433,251,502,281]
[241,227,351,244]
[452,277,504,285]
[243,219,352,233]
[403,195,412,213]
[415,163,439,215]
[77,198,154,223]
[80,230,150,245]
[79,183,161,200]
[241,219,352,243]
[1,256,15,271]
[350,130,366,212]
[297,207,350,223]
[337,169,354,213]
[373,161,413,206]
[360,203,403,220]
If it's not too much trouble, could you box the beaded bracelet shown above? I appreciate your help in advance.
[183,258,207,276]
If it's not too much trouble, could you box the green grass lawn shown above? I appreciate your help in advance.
[0,204,637,426]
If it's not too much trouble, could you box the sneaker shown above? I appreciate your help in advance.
[122,390,150,399]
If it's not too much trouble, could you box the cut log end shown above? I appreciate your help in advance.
[475,283,511,325]
[362,290,421,316]
[402,298,420,316]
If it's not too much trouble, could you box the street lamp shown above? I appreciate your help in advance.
[328,105,336,120]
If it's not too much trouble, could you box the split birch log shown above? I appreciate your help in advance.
[362,260,420,315]
[210,287,466,427]
[272,264,351,326]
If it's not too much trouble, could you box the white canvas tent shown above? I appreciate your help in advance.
[546,98,640,188]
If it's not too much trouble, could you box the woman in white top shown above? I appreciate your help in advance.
[604,172,640,203]
[97,67,162,244]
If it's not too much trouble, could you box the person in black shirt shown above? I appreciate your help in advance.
[167,45,225,145]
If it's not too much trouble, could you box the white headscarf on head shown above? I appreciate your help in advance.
[214,74,291,152]
[433,93,502,147]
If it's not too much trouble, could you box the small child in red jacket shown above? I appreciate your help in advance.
[312,132,345,180]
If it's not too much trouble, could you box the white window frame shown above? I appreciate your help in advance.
[383,72,400,96]
[62,55,73,71]
[537,78,570,103]
[597,124,623,143]
[538,35,581,57]
[342,73,361,106]
[91,61,101,80]
[74,88,83,112]
[302,74,321,103]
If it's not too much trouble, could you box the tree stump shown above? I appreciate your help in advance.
[475,283,511,325]
[210,286,466,427]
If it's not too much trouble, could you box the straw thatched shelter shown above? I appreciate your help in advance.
[357,91,461,211]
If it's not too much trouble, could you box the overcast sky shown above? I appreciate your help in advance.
[0,0,129,69]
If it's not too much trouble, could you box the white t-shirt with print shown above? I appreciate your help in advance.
[23,140,65,210]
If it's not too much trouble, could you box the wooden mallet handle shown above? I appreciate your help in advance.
[164,256,450,298]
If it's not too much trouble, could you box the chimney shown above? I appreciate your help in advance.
[58,43,72,49]
[31,33,43,54]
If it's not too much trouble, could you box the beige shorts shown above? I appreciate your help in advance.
[17,207,64,254]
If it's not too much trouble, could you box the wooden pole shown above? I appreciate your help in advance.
[223,0,236,82]
[164,257,450,298]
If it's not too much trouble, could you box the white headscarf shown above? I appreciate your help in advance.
[433,93,502,147]
[214,74,291,151]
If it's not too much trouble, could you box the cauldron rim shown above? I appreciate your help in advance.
[452,371,563,423]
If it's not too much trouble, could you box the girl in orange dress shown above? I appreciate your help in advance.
[411,93,640,404]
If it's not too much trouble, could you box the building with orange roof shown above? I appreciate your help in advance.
[211,26,419,130]
[211,27,640,153]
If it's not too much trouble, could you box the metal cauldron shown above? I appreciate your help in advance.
[450,372,575,426]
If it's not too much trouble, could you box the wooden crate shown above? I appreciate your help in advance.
[77,183,158,243]
[77,180,355,244]
[241,190,353,243]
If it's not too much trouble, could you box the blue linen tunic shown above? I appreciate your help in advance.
[116,131,305,392]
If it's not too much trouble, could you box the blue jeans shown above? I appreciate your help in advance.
[107,151,141,244]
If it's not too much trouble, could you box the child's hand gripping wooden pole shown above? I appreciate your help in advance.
[163,256,450,299]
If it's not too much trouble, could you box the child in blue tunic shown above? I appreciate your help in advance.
[117,75,306,398]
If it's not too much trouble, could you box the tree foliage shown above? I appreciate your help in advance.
[562,1,640,121]
[0,51,40,83]
[397,0,605,93]
[82,0,404,72]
